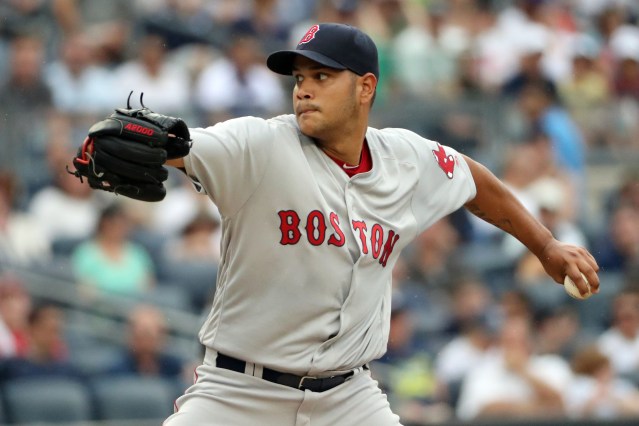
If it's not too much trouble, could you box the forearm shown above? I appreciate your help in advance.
[519,370,564,407]
[166,158,185,168]
[463,155,554,257]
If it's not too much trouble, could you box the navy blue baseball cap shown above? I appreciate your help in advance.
[267,23,379,79]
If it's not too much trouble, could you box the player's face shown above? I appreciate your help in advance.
[291,56,359,139]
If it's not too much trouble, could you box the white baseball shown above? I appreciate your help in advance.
[564,273,592,300]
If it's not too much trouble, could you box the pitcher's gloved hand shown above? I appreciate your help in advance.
[68,92,191,202]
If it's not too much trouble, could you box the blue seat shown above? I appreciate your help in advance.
[91,375,175,421]
[51,236,87,258]
[574,270,624,332]
[68,343,124,377]
[138,283,192,311]
[0,389,5,424]
[3,377,92,423]
[158,261,218,312]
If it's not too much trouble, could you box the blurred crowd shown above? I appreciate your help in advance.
[1,0,639,424]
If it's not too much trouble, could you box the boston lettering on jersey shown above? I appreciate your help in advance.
[278,210,400,267]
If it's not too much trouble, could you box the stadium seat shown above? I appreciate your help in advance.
[91,375,175,421]
[0,390,5,424]
[51,235,87,258]
[158,261,218,312]
[68,342,124,377]
[138,283,192,311]
[2,377,92,423]
[131,228,168,272]
[574,270,624,332]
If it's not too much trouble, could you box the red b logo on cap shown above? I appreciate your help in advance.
[299,25,319,45]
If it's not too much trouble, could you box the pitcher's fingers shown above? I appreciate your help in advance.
[583,266,600,294]
[566,264,591,296]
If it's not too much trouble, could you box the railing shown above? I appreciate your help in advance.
[6,260,204,362]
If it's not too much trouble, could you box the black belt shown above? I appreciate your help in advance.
[216,353,365,392]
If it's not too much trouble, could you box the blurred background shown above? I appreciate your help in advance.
[1,0,639,425]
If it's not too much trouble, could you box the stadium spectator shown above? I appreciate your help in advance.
[0,274,31,358]
[610,27,639,101]
[608,21,639,150]
[500,25,557,101]
[390,4,460,99]
[597,289,639,376]
[435,278,497,408]
[594,204,639,273]
[404,217,463,289]
[606,168,639,214]
[150,173,221,238]
[138,0,218,49]
[54,0,135,67]
[442,275,498,337]
[400,218,463,340]
[113,33,191,116]
[0,303,81,381]
[515,177,588,290]
[227,0,291,54]
[373,290,451,425]
[558,35,611,147]
[0,32,54,199]
[162,210,221,263]
[71,203,155,297]
[0,0,61,55]
[566,344,639,419]
[471,4,520,91]
[456,314,572,420]
[498,290,534,321]
[534,306,582,360]
[0,172,50,265]
[470,140,541,245]
[517,82,586,180]
[43,31,115,115]
[29,153,104,246]
[106,304,184,380]
[194,32,286,122]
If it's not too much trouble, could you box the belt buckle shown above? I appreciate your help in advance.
[298,375,318,390]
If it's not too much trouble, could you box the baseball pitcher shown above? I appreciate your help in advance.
[69,23,599,426]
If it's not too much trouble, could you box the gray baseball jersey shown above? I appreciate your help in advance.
[183,114,476,376]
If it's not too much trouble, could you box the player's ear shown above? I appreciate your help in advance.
[359,73,377,106]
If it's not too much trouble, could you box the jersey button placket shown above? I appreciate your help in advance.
[344,184,354,217]
[344,184,360,252]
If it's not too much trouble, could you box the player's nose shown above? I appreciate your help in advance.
[295,81,313,100]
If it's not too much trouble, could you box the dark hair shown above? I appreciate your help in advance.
[0,171,20,207]
[571,345,610,376]
[28,303,61,326]
[95,203,126,233]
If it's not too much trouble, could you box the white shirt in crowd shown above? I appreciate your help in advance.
[456,349,573,420]
[598,328,639,375]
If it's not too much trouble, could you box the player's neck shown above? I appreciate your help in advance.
[314,125,367,166]
[318,140,363,166]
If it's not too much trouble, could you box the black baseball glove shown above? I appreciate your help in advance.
[68,93,191,202]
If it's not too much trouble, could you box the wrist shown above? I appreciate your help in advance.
[530,232,556,259]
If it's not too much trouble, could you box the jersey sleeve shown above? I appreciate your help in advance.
[183,116,275,217]
[409,134,477,231]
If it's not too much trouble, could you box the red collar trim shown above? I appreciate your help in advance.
[325,140,373,177]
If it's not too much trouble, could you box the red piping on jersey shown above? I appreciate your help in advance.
[171,365,199,415]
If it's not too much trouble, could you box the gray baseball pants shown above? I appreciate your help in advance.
[163,350,402,426]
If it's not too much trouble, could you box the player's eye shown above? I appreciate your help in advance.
[318,73,328,80]
[293,74,304,83]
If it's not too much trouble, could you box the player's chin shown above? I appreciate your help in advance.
[296,115,320,137]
